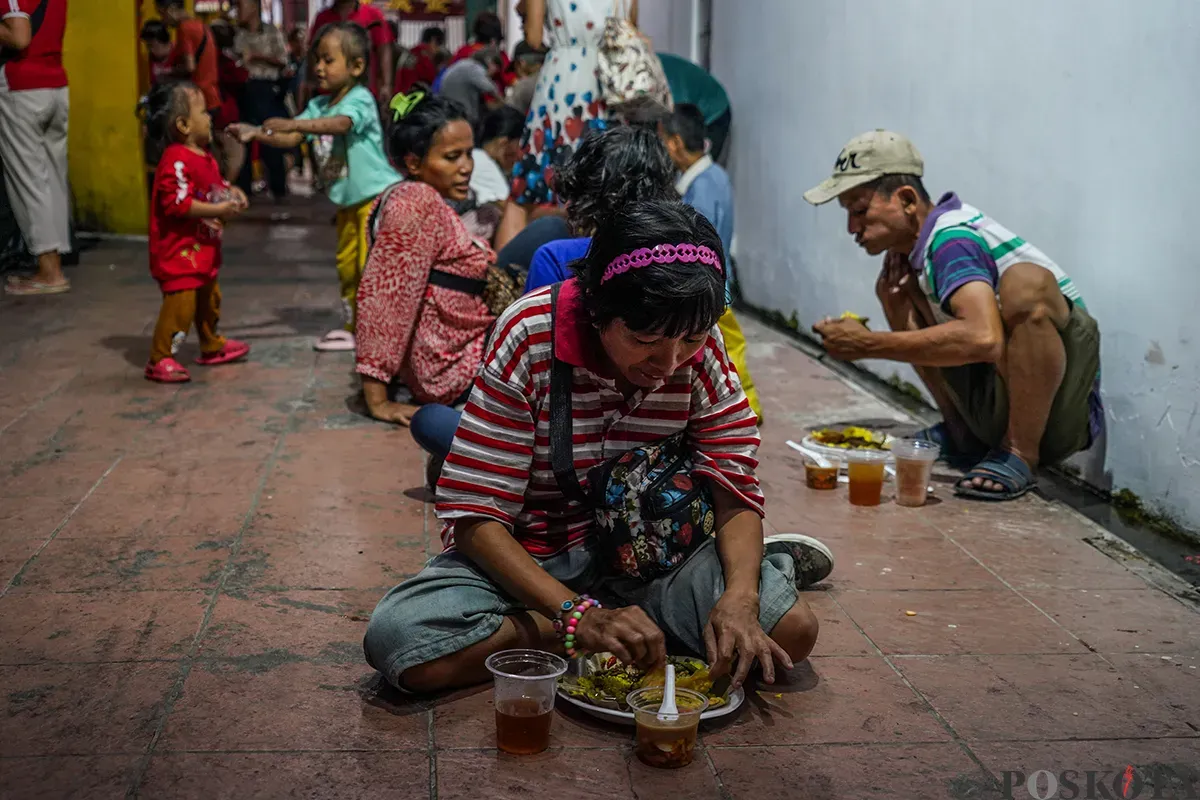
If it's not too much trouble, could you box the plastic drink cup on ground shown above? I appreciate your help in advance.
[628,686,709,768]
[891,439,939,507]
[804,461,840,490]
[845,450,889,506]
[485,650,568,755]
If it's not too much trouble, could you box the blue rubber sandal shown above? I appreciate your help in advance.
[954,450,1036,501]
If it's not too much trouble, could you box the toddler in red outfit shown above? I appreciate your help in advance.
[144,81,251,383]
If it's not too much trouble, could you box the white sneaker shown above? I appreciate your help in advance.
[763,533,835,589]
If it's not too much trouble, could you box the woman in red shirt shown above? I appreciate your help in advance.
[355,93,494,423]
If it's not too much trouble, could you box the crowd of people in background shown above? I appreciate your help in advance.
[0,0,1106,699]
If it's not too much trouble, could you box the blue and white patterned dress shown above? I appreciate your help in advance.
[509,0,608,206]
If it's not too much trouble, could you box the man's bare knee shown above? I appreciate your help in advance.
[770,600,820,663]
[398,659,455,693]
[998,264,1068,328]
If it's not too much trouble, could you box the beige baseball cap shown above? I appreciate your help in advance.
[803,130,924,205]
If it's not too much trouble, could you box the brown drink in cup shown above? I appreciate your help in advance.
[891,439,939,507]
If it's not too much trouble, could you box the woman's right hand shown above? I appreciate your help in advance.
[574,606,667,670]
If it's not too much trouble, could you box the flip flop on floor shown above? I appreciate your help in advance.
[314,329,355,352]
[4,277,71,296]
[954,450,1036,501]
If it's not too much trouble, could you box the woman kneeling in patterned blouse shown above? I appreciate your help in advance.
[355,93,495,424]
[363,198,834,694]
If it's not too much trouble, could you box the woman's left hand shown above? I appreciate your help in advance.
[704,590,794,689]
[370,400,419,426]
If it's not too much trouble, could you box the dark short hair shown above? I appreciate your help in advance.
[662,103,707,153]
[210,21,236,50]
[555,125,677,234]
[312,21,371,81]
[479,105,525,145]
[866,174,931,203]
[513,39,546,64]
[155,0,185,9]
[612,95,670,130]
[388,93,471,165]
[576,199,727,338]
[472,45,504,70]
[141,80,198,162]
[472,11,503,44]
[140,19,170,44]
[421,26,446,45]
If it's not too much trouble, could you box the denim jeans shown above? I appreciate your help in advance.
[409,403,462,459]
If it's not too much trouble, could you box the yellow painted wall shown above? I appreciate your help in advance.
[63,2,147,234]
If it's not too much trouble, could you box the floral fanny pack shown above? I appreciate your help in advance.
[547,284,715,580]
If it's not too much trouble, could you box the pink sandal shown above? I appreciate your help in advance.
[145,357,192,383]
[313,329,355,352]
[195,339,250,366]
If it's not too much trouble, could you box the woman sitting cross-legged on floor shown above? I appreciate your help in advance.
[354,93,495,424]
[363,198,833,694]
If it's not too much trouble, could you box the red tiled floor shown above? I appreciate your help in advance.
[702,656,950,747]
[1022,588,1200,653]
[709,743,999,800]
[437,748,724,800]
[0,663,177,756]
[12,534,228,592]
[0,590,207,664]
[0,756,139,799]
[834,589,1084,655]
[140,752,431,799]
[1105,652,1200,720]
[196,589,379,661]
[159,662,428,752]
[3,211,1198,799]
[895,654,1196,741]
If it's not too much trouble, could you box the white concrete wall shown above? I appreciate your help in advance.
[708,0,1200,530]
[637,0,697,59]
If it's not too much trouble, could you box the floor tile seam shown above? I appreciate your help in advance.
[427,704,436,800]
[0,377,200,598]
[700,746,736,800]
[0,367,80,436]
[702,735,1200,752]
[1,457,124,600]
[123,353,320,798]
[0,748,433,759]
[823,590,999,783]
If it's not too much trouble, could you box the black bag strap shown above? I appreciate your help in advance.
[428,269,485,296]
[548,283,591,506]
[195,22,211,62]
[368,182,485,297]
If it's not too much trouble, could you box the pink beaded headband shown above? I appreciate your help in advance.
[600,243,723,285]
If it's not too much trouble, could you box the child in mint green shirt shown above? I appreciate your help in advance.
[232,21,400,352]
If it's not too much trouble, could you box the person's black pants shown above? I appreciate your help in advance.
[237,79,289,200]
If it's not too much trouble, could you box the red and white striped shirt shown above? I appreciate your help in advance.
[435,279,764,558]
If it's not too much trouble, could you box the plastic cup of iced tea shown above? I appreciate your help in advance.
[485,649,568,755]
[845,449,890,506]
[628,687,709,769]
[890,439,939,507]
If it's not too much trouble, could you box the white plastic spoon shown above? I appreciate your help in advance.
[785,440,834,468]
[656,664,679,722]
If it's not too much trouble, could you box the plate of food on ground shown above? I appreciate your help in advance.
[557,653,744,725]
[801,425,896,460]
